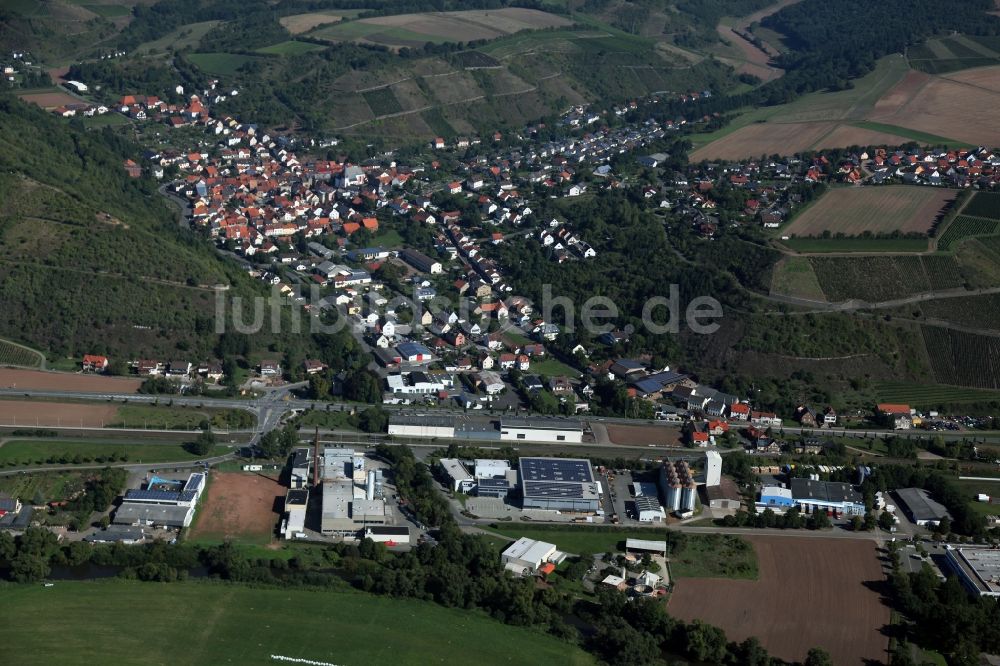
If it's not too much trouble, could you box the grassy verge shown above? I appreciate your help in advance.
[0,439,204,466]
[781,237,929,253]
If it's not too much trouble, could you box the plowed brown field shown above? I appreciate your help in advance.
[0,369,142,393]
[669,535,889,665]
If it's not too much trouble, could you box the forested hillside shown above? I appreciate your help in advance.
[0,96,362,373]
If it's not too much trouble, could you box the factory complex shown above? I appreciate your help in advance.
[389,415,584,443]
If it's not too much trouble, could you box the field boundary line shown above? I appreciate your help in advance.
[930,191,978,251]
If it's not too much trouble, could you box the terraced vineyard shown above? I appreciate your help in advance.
[0,339,43,368]
[875,381,1000,407]
[920,294,1000,330]
[922,326,1000,388]
[937,215,1000,250]
[809,255,965,302]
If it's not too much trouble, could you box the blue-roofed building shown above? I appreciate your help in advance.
[518,457,600,512]
[397,342,433,362]
[630,370,690,398]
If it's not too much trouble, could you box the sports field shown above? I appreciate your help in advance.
[782,186,956,238]
[2,581,595,666]
[310,8,572,49]
[187,472,284,544]
[17,89,80,109]
[669,536,889,665]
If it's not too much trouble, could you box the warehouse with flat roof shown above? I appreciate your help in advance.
[500,417,584,443]
[518,457,600,512]
[790,478,865,515]
[946,547,1000,597]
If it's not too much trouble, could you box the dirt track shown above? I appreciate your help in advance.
[668,536,889,665]
[0,369,142,393]
[189,472,283,543]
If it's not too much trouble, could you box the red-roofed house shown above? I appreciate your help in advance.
[82,355,109,372]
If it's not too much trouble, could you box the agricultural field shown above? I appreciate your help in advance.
[308,8,573,49]
[0,401,118,428]
[922,326,1000,389]
[669,536,889,665]
[187,472,284,545]
[2,582,594,666]
[690,54,1000,158]
[769,256,827,301]
[908,34,1000,74]
[936,216,1000,251]
[0,439,201,466]
[868,65,1000,147]
[603,423,681,447]
[187,53,260,76]
[17,89,80,110]
[279,11,358,35]
[255,40,326,56]
[0,338,44,368]
[781,186,955,238]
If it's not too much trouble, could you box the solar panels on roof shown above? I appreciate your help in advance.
[519,457,594,483]
[523,480,585,499]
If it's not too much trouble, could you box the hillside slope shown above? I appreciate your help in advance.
[0,96,257,360]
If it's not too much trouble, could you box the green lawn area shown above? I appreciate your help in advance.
[528,357,581,378]
[188,52,261,76]
[310,20,452,45]
[668,533,758,579]
[2,581,595,666]
[0,439,203,466]
[294,409,358,431]
[256,40,326,55]
[769,256,827,301]
[83,113,130,128]
[781,237,929,253]
[369,228,404,248]
[488,524,662,555]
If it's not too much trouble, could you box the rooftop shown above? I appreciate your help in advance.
[896,487,951,522]
[502,536,557,565]
[789,478,862,505]
[519,457,594,483]
[501,417,583,432]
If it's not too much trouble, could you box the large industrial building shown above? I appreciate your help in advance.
[319,448,387,537]
[789,478,865,515]
[501,417,584,443]
[114,473,205,529]
[518,457,601,512]
[946,547,1000,597]
[895,487,951,527]
[659,460,697,515]
[758,486,795,510]
[387,415,585,443]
